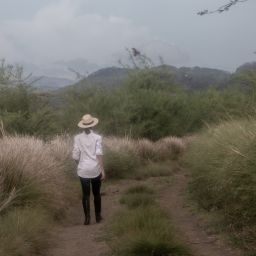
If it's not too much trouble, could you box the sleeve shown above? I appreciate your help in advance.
[72,136,81,161]
[96,136,103,155]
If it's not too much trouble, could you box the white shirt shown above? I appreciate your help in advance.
[72,131,103,178]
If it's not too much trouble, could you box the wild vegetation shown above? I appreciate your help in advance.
[0,132,184,256]
[0,60,58,136]
[183,119,256,253]
[103,136,185,179]
[0,135,78,256]
[108,184,190,256]
[1,59,256,255]
[60,68,254,140]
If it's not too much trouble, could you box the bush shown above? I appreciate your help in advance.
[109,185,190,256]
[155,136,186,161]
[183,118,256,252]
[103,136,185,180]
[103,147,141,179]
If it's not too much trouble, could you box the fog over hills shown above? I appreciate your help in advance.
[29,76,74,92]
[21,58,101,80]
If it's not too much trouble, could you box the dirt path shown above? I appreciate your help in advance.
[47,173,243,256]
[159,172,242,256]
[47,182,129,256]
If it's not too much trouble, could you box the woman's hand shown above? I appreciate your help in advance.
[101,171,106,181]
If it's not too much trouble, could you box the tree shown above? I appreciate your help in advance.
[198,0,249,15]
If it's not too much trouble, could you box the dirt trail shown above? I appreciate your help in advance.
[47,173,243,256]
[47,182,128,256]
[159,172,242,256]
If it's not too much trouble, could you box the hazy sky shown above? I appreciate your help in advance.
[0,0,255,71]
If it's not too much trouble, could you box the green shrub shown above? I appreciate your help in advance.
[109,206,189,256]
[104,146,141,179]
[183,118,256,252]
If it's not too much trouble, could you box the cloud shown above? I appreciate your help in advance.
[0,0,152,65]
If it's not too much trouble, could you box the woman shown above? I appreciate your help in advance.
[72,114,105,225]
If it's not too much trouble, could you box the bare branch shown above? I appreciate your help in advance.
[119,48,155,70]
[68,67,88,80]
[198,0,249,15]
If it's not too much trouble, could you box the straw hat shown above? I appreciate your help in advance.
[78,114,99,128]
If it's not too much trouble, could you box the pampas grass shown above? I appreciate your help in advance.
[0,135,76,215]
[156,136,186,161]
[183,118,256,253]
[0,134,186,213]
[103,135,186,179]
[0,134,78,256]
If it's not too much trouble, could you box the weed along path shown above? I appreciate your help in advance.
[159,172,242,256]
[47,182,128,256]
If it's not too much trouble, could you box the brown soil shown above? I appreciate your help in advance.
[47,173,243,256]
[47,181,129,256]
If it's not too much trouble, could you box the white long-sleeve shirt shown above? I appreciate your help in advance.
[72,131,103,178]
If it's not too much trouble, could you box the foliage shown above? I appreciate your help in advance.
[183,118,256,252]
[0,60,58,136]
[2,59,256,141]
[62,66,256,140]
[103,147,141,179]
[103,136,186,179]
[108,185,190,256]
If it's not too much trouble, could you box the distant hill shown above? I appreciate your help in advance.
[60,67,130,91]
[61,65,231,92]
[173,66,230,89]
[236,62,256,73]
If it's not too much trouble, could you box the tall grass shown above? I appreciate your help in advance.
[183,118,256,252]
[103,136,186,179]
[0,133,185,255]
[0,135,77,256]
[0,135,75,215]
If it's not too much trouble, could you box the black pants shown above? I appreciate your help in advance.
[80,174,102,217]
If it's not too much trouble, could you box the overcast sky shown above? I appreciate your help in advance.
[0,0,255,71]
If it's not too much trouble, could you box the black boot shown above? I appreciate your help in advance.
[82,196,90,225]
[94,195,102,223]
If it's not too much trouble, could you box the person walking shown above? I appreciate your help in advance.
[72,114,105,225]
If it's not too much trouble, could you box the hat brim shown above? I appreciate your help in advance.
[78,118,99,128]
